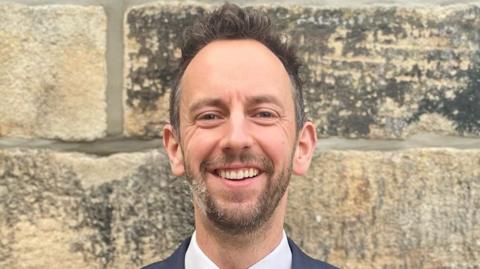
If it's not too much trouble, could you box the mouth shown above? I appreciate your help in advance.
[213,168,260,181]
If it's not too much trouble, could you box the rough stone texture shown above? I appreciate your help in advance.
[124,3,209,137]
[1,148,479,268]
[0,149,193,269]
[287,149,480,268]
[0,4,107,141]
[124,3,480,138]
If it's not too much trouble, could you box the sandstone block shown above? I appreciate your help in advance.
[124,3,480,138]
[0,149,193,269]
[287,149,480,268]
[0,4,107,141]
[1,148,479,268]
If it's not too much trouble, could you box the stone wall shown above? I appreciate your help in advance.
[0,1,479,268]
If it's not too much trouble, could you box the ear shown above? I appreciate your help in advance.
[163,124,185,176]
[292,121,317,176]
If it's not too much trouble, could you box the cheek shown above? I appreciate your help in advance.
[182,129,222,165]
[252,126,292,163]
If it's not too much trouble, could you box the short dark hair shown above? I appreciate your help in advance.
[170,3,305,135]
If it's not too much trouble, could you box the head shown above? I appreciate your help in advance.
[170,3,305,136]
[163,3,316,235]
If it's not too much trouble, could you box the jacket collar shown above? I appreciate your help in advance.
[142,236,338,269]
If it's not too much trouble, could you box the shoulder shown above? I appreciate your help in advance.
[140,237,191,269]
[288,238,340,269]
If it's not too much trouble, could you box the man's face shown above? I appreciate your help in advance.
[163,39,316,234]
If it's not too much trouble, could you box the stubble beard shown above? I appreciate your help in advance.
[185,152,292,236]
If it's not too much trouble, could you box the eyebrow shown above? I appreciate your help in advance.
[189,98,228,113]
[245,95,284,110]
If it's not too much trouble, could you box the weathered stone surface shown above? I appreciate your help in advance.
[1,148,479,268]
[287,149,480,268]
[124,3,208,137]
[0,4,107,141]
[124,3,480,138]
[0,149,193,269]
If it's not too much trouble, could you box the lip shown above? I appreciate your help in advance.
[208,163,263,179]
[209,163,262,171]
[207,168,264,188]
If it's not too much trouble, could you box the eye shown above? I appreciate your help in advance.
[253,109,279,119]
[254,111,274,118]
[198,113,220,121]
[251,109,279,125]
[195,112,224,128]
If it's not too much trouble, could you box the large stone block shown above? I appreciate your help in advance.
[1,148,478,268]
[287,149,480,268]
[0,4,107,141]
[124,3,480,138]
[0,149,193,269]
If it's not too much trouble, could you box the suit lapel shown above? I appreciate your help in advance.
[288,238,338,269]
[152,237,190,269]
[289,237,309,269]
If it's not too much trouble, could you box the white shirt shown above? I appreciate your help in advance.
[185,230,292,269]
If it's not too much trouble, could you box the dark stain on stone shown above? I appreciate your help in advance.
[343,24,370,57]
[303,6,480,137]
[409,61,480,135]
[0,152,82,225]
[373,8,408,38]
[65,152,194,267]
[81,184,116,266]
[268,7,337,57]
[107,155,194,266]
[0,151,85,263]
[312,74,378,137]
[405,64,422,81]
[340,114,373,136]
[125,6,207,113]
[125,4,480,138]
[0,151,118,267]
[383,78,411,106]
[0,150,194,267]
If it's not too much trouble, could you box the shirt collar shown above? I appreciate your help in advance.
[185,230,292,269]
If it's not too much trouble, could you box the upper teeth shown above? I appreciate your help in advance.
[218,168,259,180]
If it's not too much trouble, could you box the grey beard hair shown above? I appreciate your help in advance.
[184,152,292,236]
[188,173,208,216]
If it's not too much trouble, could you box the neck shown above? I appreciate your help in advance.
[194,194,288,269]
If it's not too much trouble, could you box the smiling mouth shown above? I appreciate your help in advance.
[214,168,260,181]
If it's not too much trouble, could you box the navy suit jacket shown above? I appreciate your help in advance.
[142,237,339,269]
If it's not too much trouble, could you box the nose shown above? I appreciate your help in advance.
[219,112,253,153]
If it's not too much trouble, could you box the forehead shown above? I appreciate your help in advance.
[179,39,294,105]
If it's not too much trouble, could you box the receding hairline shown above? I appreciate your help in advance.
[182,39,291,82]
[176,39,297,111]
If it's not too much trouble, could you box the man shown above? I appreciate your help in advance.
[143,3,338,269]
